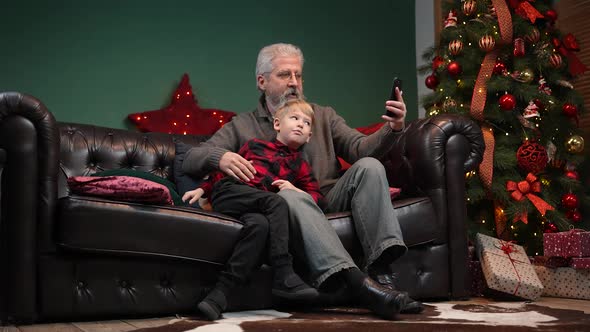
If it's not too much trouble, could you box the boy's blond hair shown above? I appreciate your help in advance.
[274,99,314,123]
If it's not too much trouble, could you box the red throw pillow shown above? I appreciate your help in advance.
[67,176,174,205]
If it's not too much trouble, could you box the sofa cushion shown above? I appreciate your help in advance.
[67,176,174,205]
[57,195,244,265]
[93,169,184,206]
[57,195,437,265]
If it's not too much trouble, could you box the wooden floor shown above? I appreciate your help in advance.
[3,297,590,332]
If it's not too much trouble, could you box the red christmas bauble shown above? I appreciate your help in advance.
[493,61,507,75]
[566,209,582,223]
[499,94,516,111]
[545,9,558,23]
[479,35,496,52]
[525,27,540,44]
[544,222,559,233]
[463,0,477,16]
[425,74,439,89]
[549,53,563,68]
[449,40,464,55]
[565,170,580,180]
[432,56,445,70]
[447,61,462,77]
[516,141,548,174]
[562,103,578,117]
[561,193,579,210]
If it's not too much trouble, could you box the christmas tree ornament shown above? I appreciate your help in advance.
[564,170,580,181]
[127,73,235,135]
[513,37,525,57]
[544,222,558,233]
[525,27,541,44]
[561,193,579,210]
[565,135,585,154]
[488,3,497,17]
[566,209,582,223]
[499,93,516,110]
[523,100,540,118]
[463,0,477,16]
[427,105,441,117]
[425,74,439,89]
[479,35,496,52]
[443,98,457,110]
[447,61,462,77]
[432,56,445,70]
[516,141,548,174]
[512,68,534,83]
[533,99,545,110]
[553,33,588,76]
[444,10,458,28]
[562,103,578,118]
[549,53,563,68]
[545,9,558,24]
[537,77,552,95]
[449,40,464,55]
[506,173,554,224]
[556,80,574,89]
[546,141,556,162]
[493,61,507,75]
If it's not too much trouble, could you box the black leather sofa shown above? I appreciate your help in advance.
[0,92,484,323]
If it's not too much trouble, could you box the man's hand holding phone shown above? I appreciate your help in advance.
[383,77,406,131]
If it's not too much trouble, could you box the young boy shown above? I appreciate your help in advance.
[183,99,321,320]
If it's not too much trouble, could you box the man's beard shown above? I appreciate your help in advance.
[266,88,306,112]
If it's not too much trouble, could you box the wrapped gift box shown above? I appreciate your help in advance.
[569,257,590,269]
[532,256,569,268]
[475,233,544,300]
[543,229,590,258]
[533,265,590,300]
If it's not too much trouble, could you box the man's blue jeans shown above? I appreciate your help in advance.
[278,157,406,287]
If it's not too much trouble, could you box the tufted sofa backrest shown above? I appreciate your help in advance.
[57,122,210,199]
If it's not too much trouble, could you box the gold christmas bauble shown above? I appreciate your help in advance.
[565,135,585,154]
[519,68,534,83]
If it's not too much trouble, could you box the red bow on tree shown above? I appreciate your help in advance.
[508,0,544,23]
[506,173,555,224]
[552,34,588,76]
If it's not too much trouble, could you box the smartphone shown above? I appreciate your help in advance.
[385,77,402,117]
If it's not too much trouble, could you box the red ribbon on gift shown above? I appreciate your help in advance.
[506,173,555,224]
[552,34,588,76]
[492,240,524,296]
[508,0,544,23]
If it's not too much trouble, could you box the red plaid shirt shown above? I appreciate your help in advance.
[201,138,323,204]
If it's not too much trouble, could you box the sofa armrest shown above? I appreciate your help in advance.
[0,92,59,322]
[383,114,484,299]
[384,114,484,194]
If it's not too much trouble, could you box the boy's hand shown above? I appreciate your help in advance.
[182,188,205,205]
[272,179,304,193]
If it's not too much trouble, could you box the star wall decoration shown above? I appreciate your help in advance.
[128,73,236,135]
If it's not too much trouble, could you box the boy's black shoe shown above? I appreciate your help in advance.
[197,288,227,321]
[272,272,319,300]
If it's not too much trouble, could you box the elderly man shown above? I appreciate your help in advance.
[183,43,422,319]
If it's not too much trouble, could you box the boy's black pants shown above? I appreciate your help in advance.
[211,177,292,285]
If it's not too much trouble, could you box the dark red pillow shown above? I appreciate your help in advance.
[67,176,174,205]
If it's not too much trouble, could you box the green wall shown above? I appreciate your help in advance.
[1,0,417,129]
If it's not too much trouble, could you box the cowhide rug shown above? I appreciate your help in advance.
[131,301,590,332]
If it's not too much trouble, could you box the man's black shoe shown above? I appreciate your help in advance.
[272,273,319,300]
[357,277,408,320]
[372,273,424,314]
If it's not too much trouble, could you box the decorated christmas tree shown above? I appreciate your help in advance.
[420,0,589,255]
